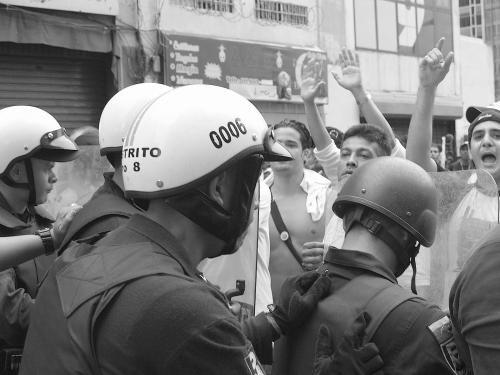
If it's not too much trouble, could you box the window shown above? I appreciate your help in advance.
[459,0,483,38]
[255,0,308,25]
[171,0,234,13]
[354,0,453,56]
[354,0,377,49]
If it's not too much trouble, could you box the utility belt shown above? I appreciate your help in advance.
[0,348,22,375]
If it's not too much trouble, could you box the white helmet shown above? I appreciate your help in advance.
[99,83,173,155]
[122,84,291,252]
[0,106,78,202]
[123,84,290,197]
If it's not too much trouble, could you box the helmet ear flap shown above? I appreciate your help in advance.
[7,161,27,183]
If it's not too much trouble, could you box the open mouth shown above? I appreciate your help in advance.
[481,153,497,165]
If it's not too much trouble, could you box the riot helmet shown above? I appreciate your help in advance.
[0,106,78,204]
[99,83,173,164]
[333,157,438,291]
[122,84,292,253]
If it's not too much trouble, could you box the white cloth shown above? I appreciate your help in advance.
[199,177,273,315]
[299,169,331,222]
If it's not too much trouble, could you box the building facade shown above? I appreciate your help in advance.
[0,0,495,152]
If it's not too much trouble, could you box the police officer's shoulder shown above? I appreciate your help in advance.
[125,274,240,335]
[0,204,30,232]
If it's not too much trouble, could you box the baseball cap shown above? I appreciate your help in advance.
[466,101,500,144]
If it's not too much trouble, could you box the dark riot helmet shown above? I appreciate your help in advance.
[333,157,438,291]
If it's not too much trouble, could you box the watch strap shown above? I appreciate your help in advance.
[36,228,55,255]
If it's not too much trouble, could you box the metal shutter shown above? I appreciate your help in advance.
[0,42,109,130]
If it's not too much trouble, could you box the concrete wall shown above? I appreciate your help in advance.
[154,0,318,47]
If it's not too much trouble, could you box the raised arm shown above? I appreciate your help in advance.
[333,48,396,150]
[301,78,331,151]
[406,38,454,172]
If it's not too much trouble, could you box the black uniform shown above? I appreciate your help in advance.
[449,225,500,374]
[58,172,138,252]
[273,248,456,375]
[0,194,54,347]
[20,214,267,375]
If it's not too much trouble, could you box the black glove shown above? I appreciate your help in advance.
[270,270,331,335]
[314,312,384,375]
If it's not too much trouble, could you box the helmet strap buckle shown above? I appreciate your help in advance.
[364,218,382,235]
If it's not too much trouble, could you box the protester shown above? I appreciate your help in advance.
[430,143,447,171]
[267,119,331,300]
[0,106,79,368]
[449,143,470,171]
[301,40,452,253]
[466,101,500,189]
[273,157,457,375]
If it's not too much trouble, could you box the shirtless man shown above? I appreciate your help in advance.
[268,120,330,300]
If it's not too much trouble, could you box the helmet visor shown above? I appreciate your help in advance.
[36,128,79,162]
[262,128,293,162]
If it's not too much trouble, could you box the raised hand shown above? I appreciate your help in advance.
[301,77,325,104]
[419,37,454,89]
[332,48,363,92]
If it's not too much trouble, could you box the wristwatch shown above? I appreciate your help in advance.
[35,228,55,255]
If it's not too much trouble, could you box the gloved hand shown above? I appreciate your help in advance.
[314,312,384,375]
[270,270,331,335]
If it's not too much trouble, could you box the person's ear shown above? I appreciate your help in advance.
[302,147,312,161]
[8,161,27,183]
[207,172,227,208]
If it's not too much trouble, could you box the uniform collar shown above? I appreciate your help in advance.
[0,193,32,230]
[323,247,397,284]
[101,172,126,199]
[124,214,200,278]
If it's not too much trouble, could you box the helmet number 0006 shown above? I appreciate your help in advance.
[209,119,247,149]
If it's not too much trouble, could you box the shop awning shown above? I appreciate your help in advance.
[0,5,113,53]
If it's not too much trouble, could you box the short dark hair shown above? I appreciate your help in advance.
[431,143,442,153]
[272,119,314,149]
[342,124,392,156]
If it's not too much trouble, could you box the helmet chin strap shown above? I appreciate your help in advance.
[1,159,37,206]
[168,155,263,255]
[345,205,421,294]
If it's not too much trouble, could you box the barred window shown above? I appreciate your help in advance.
[255,0,308,26]
[171,0,234,13]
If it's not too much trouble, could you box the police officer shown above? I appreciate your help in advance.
[273,156,458,375]
[0,106,78,370]
[57,83,173,251]
[19,85,339,374]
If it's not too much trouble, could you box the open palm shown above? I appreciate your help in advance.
[335,66,362,90]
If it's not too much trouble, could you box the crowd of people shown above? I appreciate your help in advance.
[0,37,498,375]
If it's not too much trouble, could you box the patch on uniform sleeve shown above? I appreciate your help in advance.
[244,345,265,375]
[427,316,461,374]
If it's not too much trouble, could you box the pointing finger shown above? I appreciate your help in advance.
[435,37,445,51]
